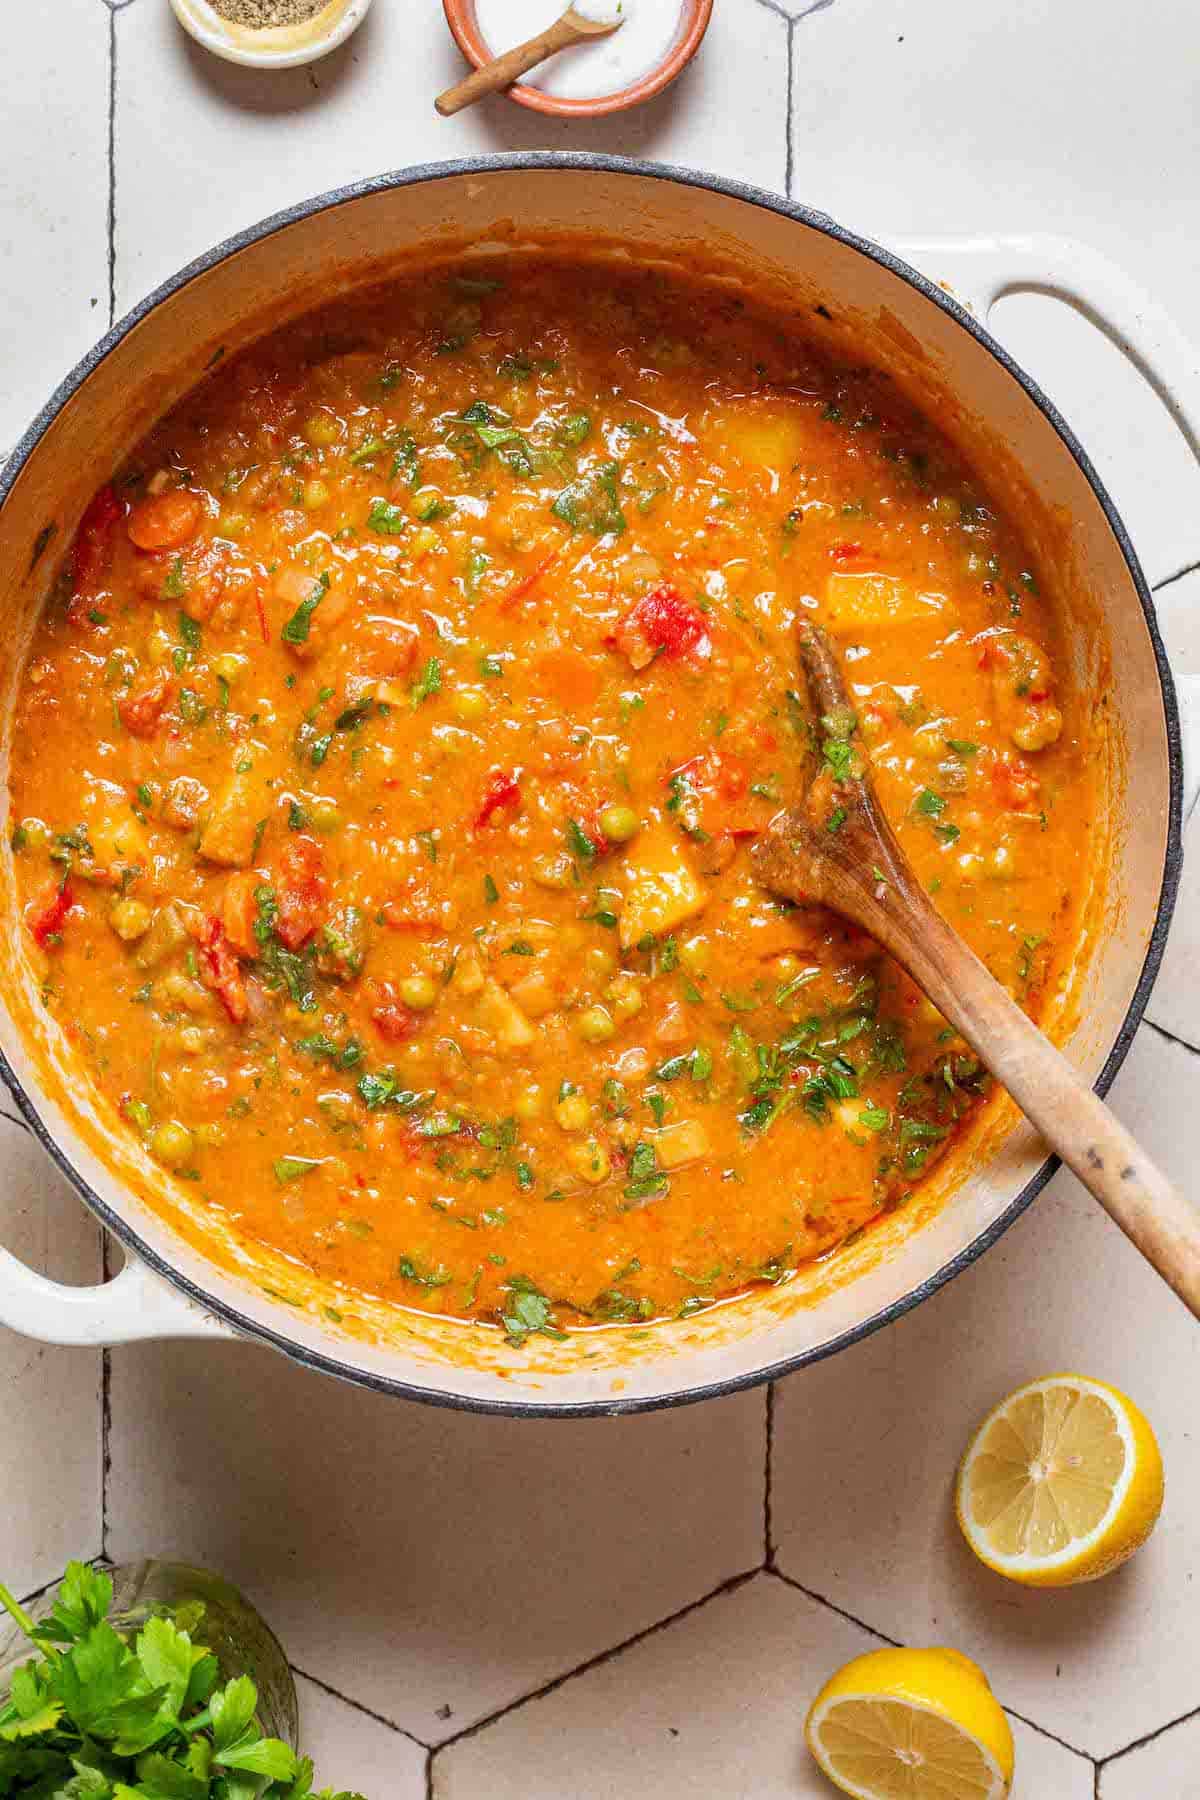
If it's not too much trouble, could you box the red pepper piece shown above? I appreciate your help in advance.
[829,541,863,562]
[274,835,327,951]
[473,768,522,831]
[70,484,123,613]
[192,915,248,1024]
[609,582,708,668]
[118,674,174,739]
[30,881,74,949]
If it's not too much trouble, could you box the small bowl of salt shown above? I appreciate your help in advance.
[442,0,713,117]
[169,0,372,69]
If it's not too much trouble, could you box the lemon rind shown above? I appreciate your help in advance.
[957,1374,1140,1578]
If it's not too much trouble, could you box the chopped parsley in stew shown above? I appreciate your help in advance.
[9,259,1091,1341]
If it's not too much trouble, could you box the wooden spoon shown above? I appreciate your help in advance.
[751,619,1200,1318]
[436,6,623,117]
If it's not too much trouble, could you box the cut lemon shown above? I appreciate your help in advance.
[956,1373,1164,1587]
[806,1646,1013,1799]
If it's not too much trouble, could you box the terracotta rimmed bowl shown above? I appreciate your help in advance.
[441,0,714,117]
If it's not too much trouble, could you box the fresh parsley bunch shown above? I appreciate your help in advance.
[0,1563,365,1800]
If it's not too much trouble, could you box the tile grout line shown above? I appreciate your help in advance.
[107,4,117,329]
[762,1381,776,1562]
[1144,1016,1200,1060]
[768,1568,1098,1764]
[290,1664,432,1752]
[1095,1696,1200,1772]
[784,17,797,198]
[1152,556,1200,594]
[427,1567,761,1766]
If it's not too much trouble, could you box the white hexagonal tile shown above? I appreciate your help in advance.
[0,0,109,454]
[105,1338,764,1744]
[0,1115,102,1595]
[433,1571,1092,1798]
[772,1021,1200,1759]
[113,0,788,315]
[793,0,1200,589]
[1100,1707,1200,1797]
[295,1672,426,1796]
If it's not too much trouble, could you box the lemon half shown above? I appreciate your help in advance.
[956,1373,1164,1587]
[806,1646,1013,1799]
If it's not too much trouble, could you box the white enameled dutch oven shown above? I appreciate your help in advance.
[1,156,1198,1415]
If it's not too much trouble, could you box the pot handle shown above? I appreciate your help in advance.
[0,1239,233,1346]
[893,231,1200,817]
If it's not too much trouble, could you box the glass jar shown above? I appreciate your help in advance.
[0,1558,298,1747]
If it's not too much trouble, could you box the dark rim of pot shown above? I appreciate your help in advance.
[0,154,1184,1417]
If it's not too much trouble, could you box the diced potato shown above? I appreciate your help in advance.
[565,1137,611,1186]
[707,405,806,475]
[478,978,535,1050]
[135,901,189,970]
[88,809,149,874]
[161,776,210,832]
[198,770,265,867]
[452,952,485,996]
[510,971,558,1018]
[618,826,709,949]
[823,572,942,633]
[650,1118,711,1170]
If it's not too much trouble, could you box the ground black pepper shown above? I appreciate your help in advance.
[210,0,331,26]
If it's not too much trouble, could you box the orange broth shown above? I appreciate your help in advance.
[8,259,1093,1342]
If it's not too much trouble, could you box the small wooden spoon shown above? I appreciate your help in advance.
[752,619,1200,1318]
[436,6,623,117]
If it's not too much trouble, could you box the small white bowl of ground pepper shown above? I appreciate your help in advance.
[169,0,372,69]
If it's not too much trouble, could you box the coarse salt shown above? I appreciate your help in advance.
[472,0,686,101]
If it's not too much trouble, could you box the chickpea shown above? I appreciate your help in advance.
[584,944,618,983]
[576,1005,616,1044]
[303,410,342,448]
[986,844,1017,880]
[109,899,153,943]
[311,798,342,835]
[565,1138,612,1186]
[532,854,575,890]
[1012,704,1063,752]
[303,478,330,511]
[555,1091,590,1132]
[400,973,438,1011]
[606,974,644,1020]
[453,688,490,723]
[514,1082,545,1121]
[212,652,248,684]
[598,802,641,843]
[678,934,710,976]
[151,1120,194,1168]
[15,817,50,852]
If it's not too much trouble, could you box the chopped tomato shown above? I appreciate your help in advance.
[990,751,1041,813]
[380,882,442,935]
[190,915,248,1024]
[29,882,74,949]
[829,541,863,562]
[127,489,204,553]
[118,675,174,739]
[274,835,327,951]
[607,582,709,670]
[70,485,124,611]
[976,638,1011,672]
[473,768,522,831]
[668,749,766,838]
[368,981,420,1043]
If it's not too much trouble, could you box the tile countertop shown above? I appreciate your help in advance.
[3,0,1200,1793]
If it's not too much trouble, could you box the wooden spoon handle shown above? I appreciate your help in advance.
[436,16,579,116]
[886,879,1200,1318]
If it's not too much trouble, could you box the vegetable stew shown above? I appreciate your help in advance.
[8,258,1093,1343]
